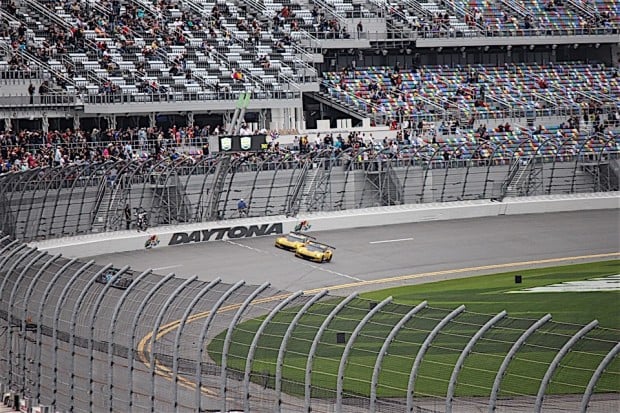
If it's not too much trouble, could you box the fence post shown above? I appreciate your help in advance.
[147,275,198,412]
[446,311,507,413]
[52,261,104,407]
[220,282,271,413]
[406,305,465,413]
[534,320,599,413]
[304,293,358,413]
[69,265,129,410]
[33,258,82,402]
[275,290,328,413]
[86,266,131,411]
[106,269,153,412]
[5,250,48,391]
[336,297,392,412]
[171,278,221,411]
[17,252,61,398]
[580,342,620,413]
[126,272,176,410]
[0,245,37,388]
[195,281,245,412]
[243,291,302,412]
[488,314,551,412]
[369,301,428,413]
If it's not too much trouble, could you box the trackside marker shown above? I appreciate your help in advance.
[369,237,414,244]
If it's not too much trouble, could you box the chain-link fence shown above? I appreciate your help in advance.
[1,135,619,242]
[0,236,618,412]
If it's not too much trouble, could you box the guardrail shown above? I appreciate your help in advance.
[0,234,618,412]
[1,135,617,242]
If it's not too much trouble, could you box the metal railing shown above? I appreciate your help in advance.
[0,235,618,412]
[1,135,617,242]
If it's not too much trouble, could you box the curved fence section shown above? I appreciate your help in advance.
[0,235,618,412]
[0,136,618,242]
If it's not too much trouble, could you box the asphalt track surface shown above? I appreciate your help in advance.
[88,209,620,294]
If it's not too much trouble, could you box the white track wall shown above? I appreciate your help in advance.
[28,192,620,258]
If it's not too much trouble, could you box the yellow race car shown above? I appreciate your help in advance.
[275,232,315,251]
[295,241,335,263]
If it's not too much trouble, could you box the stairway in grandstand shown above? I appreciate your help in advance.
[91,174,131,232]
[148,173,193,225]
[299,164,321,210]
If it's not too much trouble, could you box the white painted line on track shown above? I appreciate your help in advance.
[152,264,183,271]
[370,237,414,244]
[224,239,362,281]
[302,262,362,281]
[225,239,265,253]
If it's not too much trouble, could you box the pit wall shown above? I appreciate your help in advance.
[28,192,620,258]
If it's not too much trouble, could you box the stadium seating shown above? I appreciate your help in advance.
[323,62,619,122]
[0,0,319,98]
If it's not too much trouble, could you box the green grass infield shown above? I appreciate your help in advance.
[207,260,620,398]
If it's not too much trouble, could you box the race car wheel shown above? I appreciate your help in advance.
[326,256,332,262]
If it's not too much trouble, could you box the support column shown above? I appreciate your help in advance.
[148,276,198,412]
[70,265,128,409]
[304,293,359,413]
[488,314,551,412]
[106,269,152,412]
[446,311,507,413]
[534,320,599,413]
[42,113,49,133]
[18,253,61,395]
[195,281,245,412]
[171,278,221,411]
[258,109,267,130]
[369,301,428,413]
[243,291,303,412]
[220,283,271,413]
[406,305,466,413]
[149,113,156,128]
[86,267,131,411]
[580,342,620,413]
[106,114,117,130]
[73,114,80,130]
[34,258,84,402]
[4,118,12,131]
[5,250,48,390]
[187,111,194,128]
[223,111,232,131]
[51,261,100,408]
[336,297,393,412]
[275,291,328,412]
[126,273,176,410]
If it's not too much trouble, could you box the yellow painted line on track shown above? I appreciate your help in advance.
[136,252,620,395]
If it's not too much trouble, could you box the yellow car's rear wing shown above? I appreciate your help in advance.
[291,232,317,239]
[307,241,336,249]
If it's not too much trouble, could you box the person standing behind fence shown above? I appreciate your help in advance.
[124,204,131,230]
[237,198,248,217]
[28,83,35,104]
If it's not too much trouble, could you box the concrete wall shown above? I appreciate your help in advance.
[28,192,620,258]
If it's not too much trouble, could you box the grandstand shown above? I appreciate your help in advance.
[0,0,617,134]
[0,1,619,412]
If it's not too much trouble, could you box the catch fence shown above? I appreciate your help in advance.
[1,135,618,242]
[0,236,618,412]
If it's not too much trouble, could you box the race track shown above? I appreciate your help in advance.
[87,209,620,294]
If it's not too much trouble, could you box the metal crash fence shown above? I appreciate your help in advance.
[0,236,618,412]
[0,135,618,242]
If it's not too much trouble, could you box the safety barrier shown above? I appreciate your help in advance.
[1,135,618,244]
[0,234,618,412]
[25,191,620,257]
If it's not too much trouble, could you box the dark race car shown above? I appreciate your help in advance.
[95,268,133,290]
